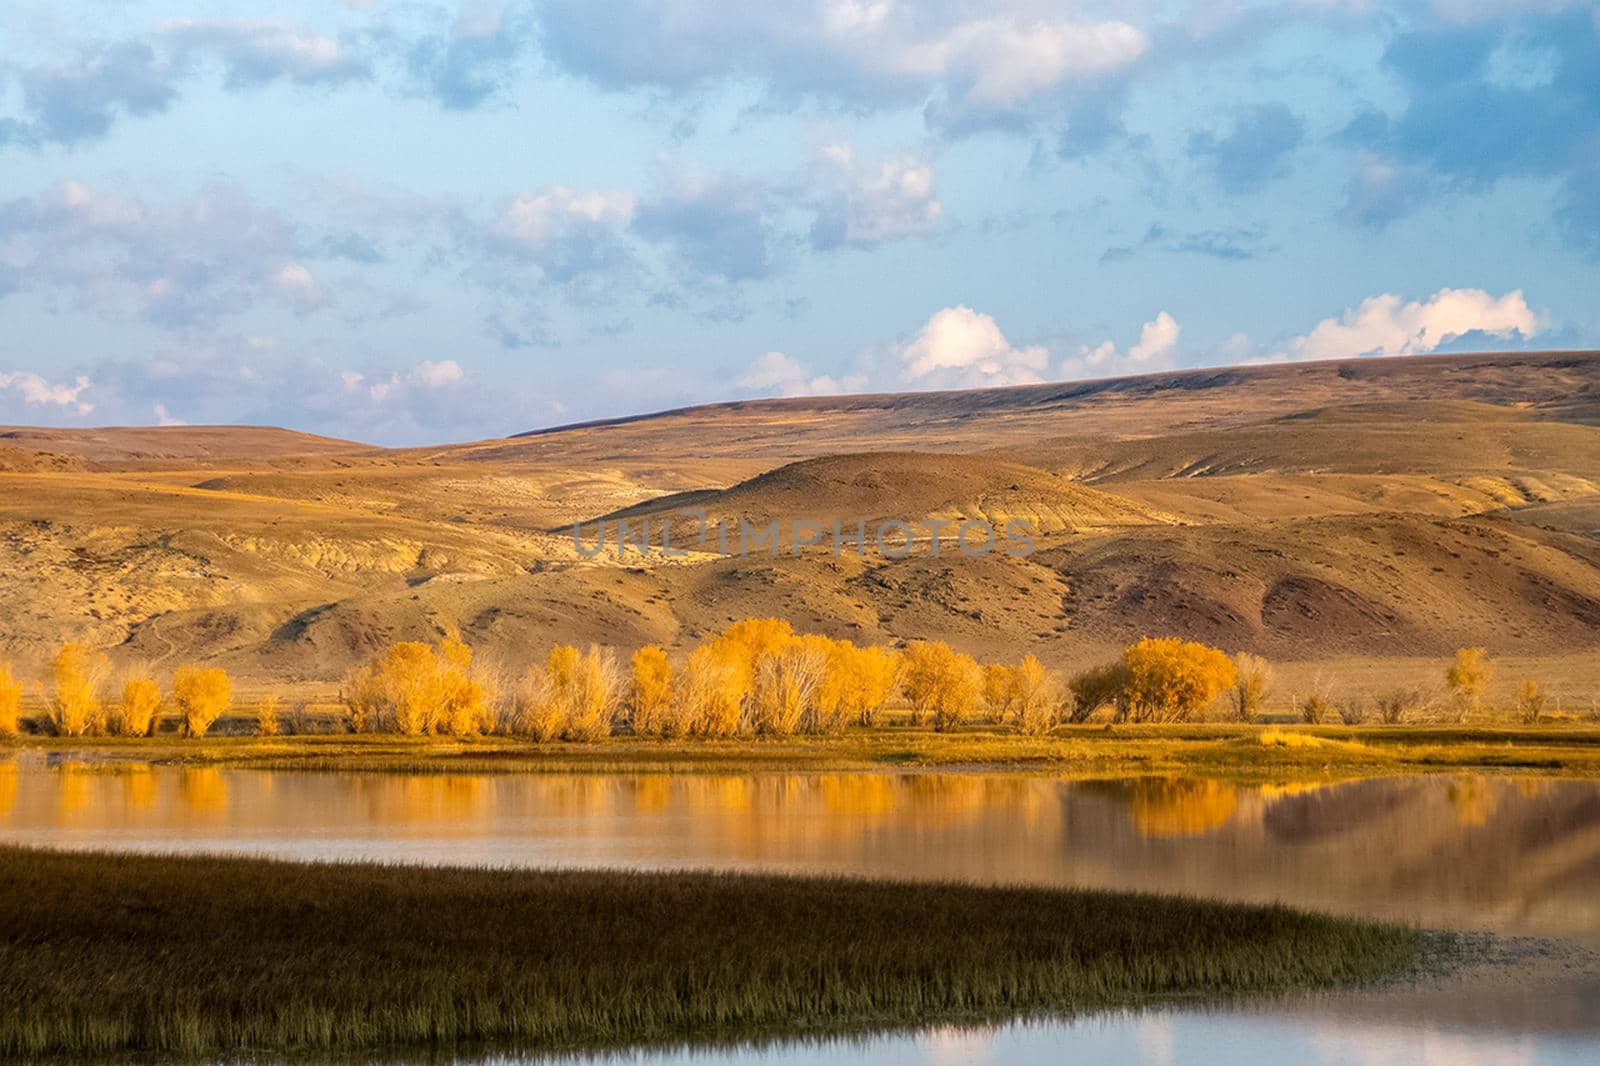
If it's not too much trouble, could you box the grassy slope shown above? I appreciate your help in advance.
[16,722,1600,779]
[0,847,1433,1057]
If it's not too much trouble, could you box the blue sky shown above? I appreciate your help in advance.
[1,1,1597,444]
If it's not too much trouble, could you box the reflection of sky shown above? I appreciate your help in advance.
[468,1012,1594,1066]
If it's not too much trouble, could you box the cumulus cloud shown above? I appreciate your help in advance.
[1058,311,1182,379]
[894,306,1049,388]
[1281,288,1540,360]
[808,144,941,249]
[0,181,322,328]
[534,1,1148,135]
[738,351,860,397]
[0,371,95,414]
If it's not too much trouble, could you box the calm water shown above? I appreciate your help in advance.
[3,755,1598,1063]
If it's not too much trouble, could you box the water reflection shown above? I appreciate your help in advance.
[2,758,1597,944]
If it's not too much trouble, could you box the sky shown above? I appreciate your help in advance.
[1,1,1597,445]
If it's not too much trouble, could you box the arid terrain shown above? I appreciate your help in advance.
[4,349,1599,703]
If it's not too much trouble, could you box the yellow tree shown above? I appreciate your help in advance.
[982,663,1016,723]
[49,643,106,737]
[629,645,677,737]
[548,644,619,742]
[1010,655,1059,736]
[1122,637,1236,723]
[0,663,21,737]
[172,665,232,737]
[115,676,162,737]
[901,641,982,732]
[1445,647,1492,721]
[678,641,748,738]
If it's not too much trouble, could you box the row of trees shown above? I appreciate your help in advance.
[0,630,1549,741]
[0,644,234,738]
[334,624,1258,741]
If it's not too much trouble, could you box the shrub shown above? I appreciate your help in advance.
[1373,686,1428,725]
[1121,637,1236,723]
[1067,663,1128,723]
[900,641,981,732]
[1516,680,1545,725]
[1300,693,1329,725]
[173,666,232,737]
[1445,647,1492,721]
[49,643,106,737]
[629,646,679,738]
[257,696,281,737]
[0,663,20,737]
[1228,653,1272,722]
[114,677,162,737]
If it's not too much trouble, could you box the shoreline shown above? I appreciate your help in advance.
[9,722,1600,780]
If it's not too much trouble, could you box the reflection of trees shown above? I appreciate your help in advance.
[0,760,15,817]
[123,764,157,810]
[1448,777,1499,828]
[54,762,93,816]
[178,768,228,813]
[1126,779,1240,838]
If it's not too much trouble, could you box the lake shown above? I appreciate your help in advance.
[3,755,1597,1064]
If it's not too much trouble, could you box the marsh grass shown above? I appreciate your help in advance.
[0,846,1433,1058]
[13,721,1600,780]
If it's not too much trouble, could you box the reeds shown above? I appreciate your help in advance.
[0,846,1431,1057]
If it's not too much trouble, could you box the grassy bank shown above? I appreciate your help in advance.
[13,721,1600,780]
[0,846,1435,1058]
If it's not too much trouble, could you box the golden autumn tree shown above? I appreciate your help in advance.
[1009,654,1059,736]
[1121,637,1236,723]
[114,676,162,737]
[547,644,620,741]
[629,645,678,737]
[982,663,1016,723]
[900,640,982,732]
[677,640,748,738]
[172,665,232,737]
[0,662,21,737]
[257,695,281,737]
[1445,647,1492,720]
[49,643,106,737]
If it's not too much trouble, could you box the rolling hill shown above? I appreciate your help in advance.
[1,350,1597,695]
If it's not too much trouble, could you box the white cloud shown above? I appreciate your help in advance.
[1129,311,1181,363]
[152,402,186,426]
[1282,288,1540,361]
[416,359,465,387]
[490,186,636,244]
[896,306,1048,388]
[1059,311,1182,379]
[0,371,95,414]
[811,144,941,248]
[535,2,1148,132]
[739,351,860,397]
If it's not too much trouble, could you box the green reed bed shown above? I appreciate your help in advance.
[0,846,1438,1058]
